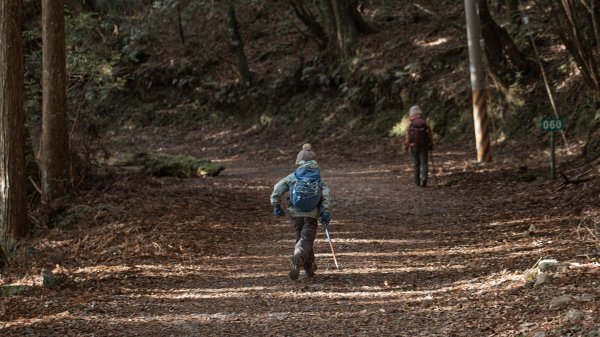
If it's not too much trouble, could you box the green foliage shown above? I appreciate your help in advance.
[93,0,141,14]
[259,114,273,126]
[383,39,408,52]
[389,115,410,137]
[0,285,32,297]
[583,129,600,160]
[63,12,129,165]
[302,66,335,90]
[392,69,409,86]
[568,98,600,138]
[300,99,325,136]
[52,208,82,230]
[23,9,128,162]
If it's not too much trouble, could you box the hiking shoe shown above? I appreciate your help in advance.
[289,255,303,280]
[304,263,317,278]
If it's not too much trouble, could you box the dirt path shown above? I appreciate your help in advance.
[1,150,599,336]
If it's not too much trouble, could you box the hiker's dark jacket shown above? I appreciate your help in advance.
[270,160,331,219]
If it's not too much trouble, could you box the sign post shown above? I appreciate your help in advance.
[550,130,555,179]
[540,117,565,179]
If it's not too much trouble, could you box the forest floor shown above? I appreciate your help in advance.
[1,126,600,337]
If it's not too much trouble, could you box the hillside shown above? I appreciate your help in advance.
[51,0,591,162]
[16,1,599,163]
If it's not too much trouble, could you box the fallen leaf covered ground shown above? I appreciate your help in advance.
[1,129,599,336]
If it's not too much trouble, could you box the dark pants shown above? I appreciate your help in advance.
[411,147,429,186]
[292,217,318,267]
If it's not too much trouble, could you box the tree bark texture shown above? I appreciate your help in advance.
[0,0,28,255]
[226,3,252,85]
[477,0,533,75]
[318,0,337,43]
[553,0,600,99]
[177,4,185,45]
[332,0,357,59]
[41,0,71,204]
[591,0,600,50]
[348,0,374,34]
[477,0,510,88]
[290,0,328,48]
[318,0,361,61]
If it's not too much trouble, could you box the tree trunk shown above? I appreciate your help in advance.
[177,4,185,45]
[332,0,357,60]
[477,0,533,75]
[318,0,337,45]
[225,2,252,85]
[41,0,71,205]
[348,0,374,34]
[0,0,28,259]
[553,0,600,100]
[289,0,328,48]
[592,0,600,50]
[477,0,510,86]
[318,0,361,61]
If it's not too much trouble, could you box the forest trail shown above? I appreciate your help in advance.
[1,147,598,336]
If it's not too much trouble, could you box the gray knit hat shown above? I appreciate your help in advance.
[409,105,422,117]
[295,143,316,164]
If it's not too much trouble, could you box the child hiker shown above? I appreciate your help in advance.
[270,143,331,280]
[404,105,434,187]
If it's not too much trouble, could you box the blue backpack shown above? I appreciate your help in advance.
[290,166,322,212]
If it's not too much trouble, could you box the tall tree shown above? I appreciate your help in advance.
[289,0,328,48]
[225,1,252,85]
[0,0,28,265]
[330,0,358,60]
[41,0,71,205]
[552,0,600,102]
[291,0,372,62]
[477,0,532,75]
[319,0,372,60]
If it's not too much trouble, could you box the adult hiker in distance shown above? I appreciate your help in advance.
[404,105,434,187]
[270,143,331,280]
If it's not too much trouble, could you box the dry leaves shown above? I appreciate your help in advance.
[1,141,599,336]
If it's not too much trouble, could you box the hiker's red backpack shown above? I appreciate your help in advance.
[409,117,430,149]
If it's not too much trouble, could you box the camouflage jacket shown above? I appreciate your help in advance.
[270,160,331,219]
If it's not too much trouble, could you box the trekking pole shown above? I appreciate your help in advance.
[322,222,339,269]
[405,150,412,170]
[429,149,439,187]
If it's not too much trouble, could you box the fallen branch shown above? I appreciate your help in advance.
[552,172,596,192]
[576,213,600,242]
[563,156,600,175]
[559,172,594,185]
[28,176,43,197]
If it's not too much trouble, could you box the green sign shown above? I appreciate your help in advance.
[540,118,565,131]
